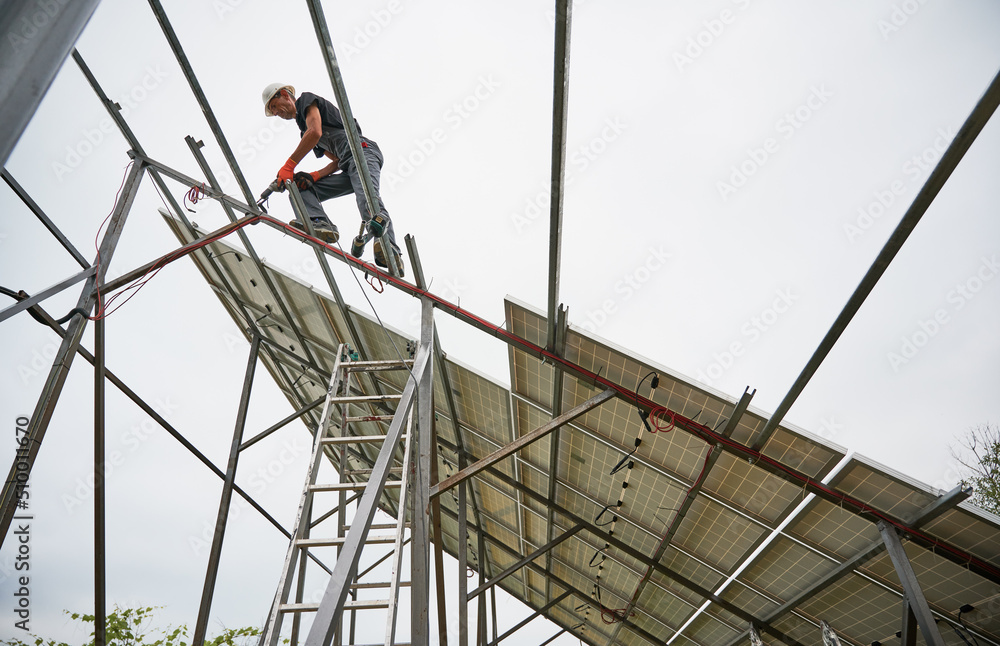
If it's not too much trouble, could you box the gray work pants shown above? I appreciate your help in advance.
[296,138,398,251]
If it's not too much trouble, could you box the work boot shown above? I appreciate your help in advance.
[289,218,339,244]
[373,239,405,277]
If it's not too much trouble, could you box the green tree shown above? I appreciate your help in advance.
[952,423,1000,516]
[0,605,262,646]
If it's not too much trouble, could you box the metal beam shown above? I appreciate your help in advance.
[412,298,435,646]
[0,0,101,165]
[430,388,614,499]
[2,169,89,268]
[468,525,583,601]
[193,335,261,645]
[751,65,1000,452]
[305,339,432,646]
[488,591,572,646]
[239,397,325,452]
[546,0,572,350]
[94,312,106,646]
[302,0,399,278]
[0,264,96,325]
[0,160,141,549]
[878,522,946,646]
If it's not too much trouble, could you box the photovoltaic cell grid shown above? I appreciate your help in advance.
[163,214,1000,646]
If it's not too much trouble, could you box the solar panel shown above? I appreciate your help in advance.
[162,211,1000,646]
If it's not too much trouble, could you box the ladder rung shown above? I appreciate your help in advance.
[330,394,402,404]
[321,434,406,445]
[309,481,403,492]
[362,523,408,530]
[279,598,390,612]
[295,535,399,547]
[345,415,394,423]
[343,467,403,477]
[279,602,319,613]
[352,581,411,589]
[345,359,413,371]
[346,599,389,610]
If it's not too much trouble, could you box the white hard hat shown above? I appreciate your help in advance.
[262,83,295,116]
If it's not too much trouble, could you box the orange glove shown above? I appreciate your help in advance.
[310,170,322,181]
[277,158,297,183]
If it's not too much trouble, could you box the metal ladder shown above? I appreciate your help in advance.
[261,345,416,646]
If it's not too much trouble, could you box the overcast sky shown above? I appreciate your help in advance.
[1,0,999,644]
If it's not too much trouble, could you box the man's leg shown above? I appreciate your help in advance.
[292,173,354,243]
[344,142,399,252]
[297,172,354,224]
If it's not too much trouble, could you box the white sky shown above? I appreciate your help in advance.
[1,0,999,643]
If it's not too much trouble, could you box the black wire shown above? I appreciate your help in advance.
[951,622,975,646]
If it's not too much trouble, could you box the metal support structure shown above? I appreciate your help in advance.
[406,233,498,597]
[0,160,142,549]
[0,0,101,166]
[412,298,435,646]
[193,335,261,646]
[94,312,106,646]
[878,522,946,646]
[305,337,432,646]
[459,478,469,646]
[430,388,614,499]
[303,0,399,278]
[546,0,572,350]
[543,304,569,605]
[750,64,1000,452]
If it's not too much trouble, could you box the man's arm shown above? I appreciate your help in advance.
[277,103,324,181]
[290,103,323,163]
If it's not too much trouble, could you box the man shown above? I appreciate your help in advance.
[262,82,403,275]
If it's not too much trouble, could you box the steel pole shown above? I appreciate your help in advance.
[94,312,106,646]
[192,335,261,645]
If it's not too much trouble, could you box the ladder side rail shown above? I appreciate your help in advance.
[305,342,432,646]
[263,348,348,646]
[385,408,416,646]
